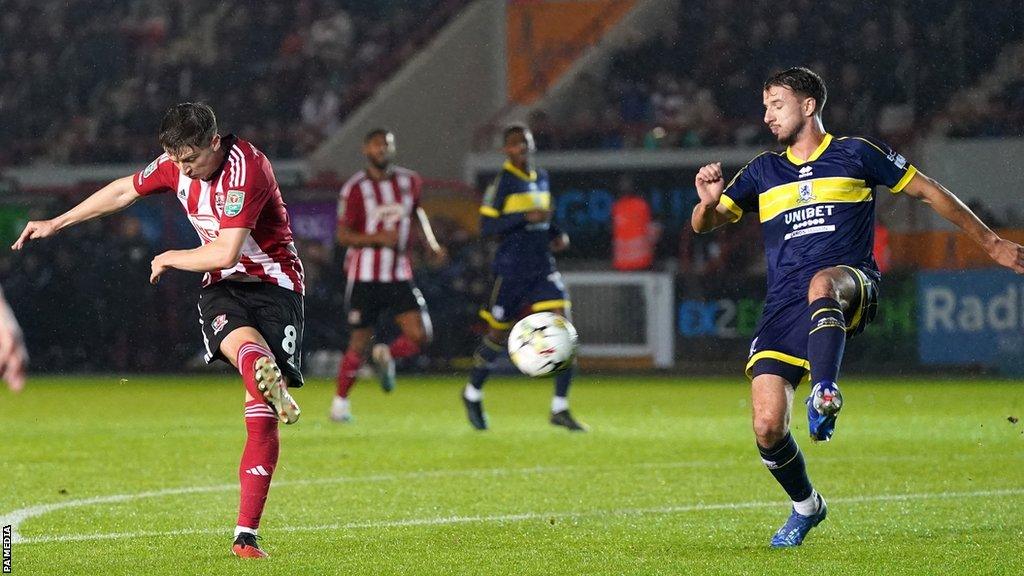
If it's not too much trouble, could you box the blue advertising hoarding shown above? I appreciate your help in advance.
[917,269,1024,366]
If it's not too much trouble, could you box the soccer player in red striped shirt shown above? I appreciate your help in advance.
[330,129,445,423]
[13,103,303,558]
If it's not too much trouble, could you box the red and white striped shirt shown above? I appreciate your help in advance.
[338,166,422,283]
[133,135,305,294]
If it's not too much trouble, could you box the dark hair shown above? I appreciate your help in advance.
[502,123,530,144]
[159,102,217,152]
[364,128,392,143]
[764,67,827,114]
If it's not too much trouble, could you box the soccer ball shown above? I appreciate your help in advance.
[507,312,578,377]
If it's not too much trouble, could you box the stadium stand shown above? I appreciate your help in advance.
[528,0,1024,151]
[0,0,468,166]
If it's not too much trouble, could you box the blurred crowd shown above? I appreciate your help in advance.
[530,0,1024,151]
[0,0,462,166]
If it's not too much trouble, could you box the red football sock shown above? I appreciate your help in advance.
[237,399,279,530]
[389,335,421,359]
[237,341,274,402]
[336,350,361,398]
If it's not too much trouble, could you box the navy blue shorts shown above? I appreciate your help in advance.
[479,272,571,330]
[746,265,878,387]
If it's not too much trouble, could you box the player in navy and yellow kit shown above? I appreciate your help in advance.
[461,124,587,432]
[692,68,1024,547]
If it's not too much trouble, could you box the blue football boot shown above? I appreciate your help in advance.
[770,493,827,548]
[807,381,843,442]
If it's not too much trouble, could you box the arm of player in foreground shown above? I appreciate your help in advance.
[149,227,251,284]
[691,162,738,233]
[0,287,27,392]
[901,171,1024,273]
[11,176,141,250]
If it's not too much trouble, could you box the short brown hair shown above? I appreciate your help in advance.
[159,102,217,152]
[764,67,827,115]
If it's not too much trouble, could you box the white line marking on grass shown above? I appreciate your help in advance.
[4,455,1018,544]
[0,463,641,543]
[12,488,1024,545]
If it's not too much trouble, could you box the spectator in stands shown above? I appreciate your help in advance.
[611,176,660,271]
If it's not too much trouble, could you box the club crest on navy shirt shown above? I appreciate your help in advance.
[797,182,815,204]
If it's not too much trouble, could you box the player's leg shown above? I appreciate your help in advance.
[333,281,380,420]
[463,276,519,430]
[372,283,432,393]
[525,272,585,431]
[199,283,303,558]
[391,285,432,357]
[221,326,300,424]
[333,327,372,422]
[543,305,587,432]
[218,327,288,559]
[752,372,827,548]
[463,325,507,431]
[805,266,861,441]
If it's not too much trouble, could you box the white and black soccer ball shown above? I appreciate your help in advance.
[507,312,578,377]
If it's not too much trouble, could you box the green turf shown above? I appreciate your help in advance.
[1,374,1022,575]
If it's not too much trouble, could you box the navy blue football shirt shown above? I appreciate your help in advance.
[720,134,917,309]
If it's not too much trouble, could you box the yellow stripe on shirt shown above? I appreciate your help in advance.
[503,191,551,213]
[758,177,873,223]
[890,165,918,193]
[718,194,744,222]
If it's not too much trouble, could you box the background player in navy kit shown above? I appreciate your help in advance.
[461,124,587,432]
[692,68,1024,548]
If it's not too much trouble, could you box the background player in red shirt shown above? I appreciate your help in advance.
[12,103,304,559]
[331,128,445,423]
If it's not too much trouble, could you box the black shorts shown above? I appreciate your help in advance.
[345,280,427,329]
[198,281,305,387]
[747,265,879,387]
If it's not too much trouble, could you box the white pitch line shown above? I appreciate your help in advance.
[14,487,1024,545]
[3,455,1018,544]
[0,462,670,543]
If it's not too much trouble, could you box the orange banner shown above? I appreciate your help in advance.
[889,229,1024,270]
[508,0,636,104]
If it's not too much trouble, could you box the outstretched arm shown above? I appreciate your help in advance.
[149,227,251,284]
[11,176,140,250]
[691,162,738,233]
[902,171,1024,273]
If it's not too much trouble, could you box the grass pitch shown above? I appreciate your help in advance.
[1,374,1022,575]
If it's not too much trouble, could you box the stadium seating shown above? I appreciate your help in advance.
[0,0,467,166]
[531,0,1024,151]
